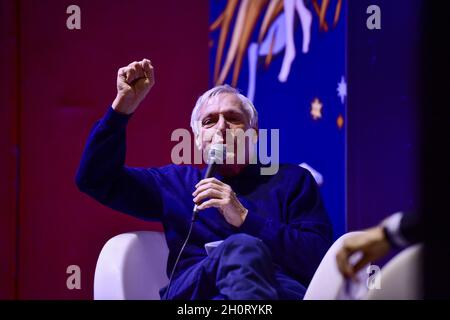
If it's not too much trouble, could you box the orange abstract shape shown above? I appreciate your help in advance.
[264,27,278,68]
[232,0,270,86]
[211,0,239,83]
[210,0,343,87]
[258,0,283,43]
[333,0,342,27]
[210,12,224,31]
[312,0,328,31]
[312,0,342,31]
[337,114,344,129]
[319,0,330,31]
[216,0,250,85]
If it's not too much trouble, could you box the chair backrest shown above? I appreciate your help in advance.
[365,244,423,300]
[94,231,169,300]
[304,231,369,300]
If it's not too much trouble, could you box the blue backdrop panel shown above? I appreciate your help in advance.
[209,0,347,238]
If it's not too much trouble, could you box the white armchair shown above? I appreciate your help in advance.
[94,231,169,300]
[93,231,423,300]
[305,232,423,300]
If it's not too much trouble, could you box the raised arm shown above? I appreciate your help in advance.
[75,59,163,220]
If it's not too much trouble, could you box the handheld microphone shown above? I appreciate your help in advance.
[192,144,227,218]
[163,143,226,300]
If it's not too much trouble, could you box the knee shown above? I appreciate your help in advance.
[222,233,270,258]
[224,233,261,246]
[216,234,274,278]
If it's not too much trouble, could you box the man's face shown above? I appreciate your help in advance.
[195,93,256,165]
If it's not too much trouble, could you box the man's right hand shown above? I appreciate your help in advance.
[112,59,154,115]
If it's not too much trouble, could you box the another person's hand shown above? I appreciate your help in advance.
[336,225,391,279]
[193,177,248,227]
[112,59,154,115]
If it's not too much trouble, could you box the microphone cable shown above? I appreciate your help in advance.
[162,144,224,299]
[162,209,198,300]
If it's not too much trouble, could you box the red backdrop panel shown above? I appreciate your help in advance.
[0,0,19,300]
[12,0,208,299]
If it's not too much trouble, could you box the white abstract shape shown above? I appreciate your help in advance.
[247,43,258,102]
[279,0,295,82]
[295,0,312,53]
[337,76,347,104]
[259,14,287,54]
[246,0,313,98]
[247,14,286,101]
[299,162,324,186]
[279,0,312,82]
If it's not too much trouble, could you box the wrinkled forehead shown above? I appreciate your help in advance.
[198,93,245,118]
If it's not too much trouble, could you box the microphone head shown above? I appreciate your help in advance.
[207,144,226,164]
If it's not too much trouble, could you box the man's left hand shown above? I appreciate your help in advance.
[193,178,248,227]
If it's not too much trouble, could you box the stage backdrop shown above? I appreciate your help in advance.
[209,0,347,239]
[2,0,422,300]
[0,0,209,299]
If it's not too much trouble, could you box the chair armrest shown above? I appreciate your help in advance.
[304,231,366,300]
[94,231,169,300]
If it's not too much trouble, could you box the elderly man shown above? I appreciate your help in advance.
[76,59,332,300]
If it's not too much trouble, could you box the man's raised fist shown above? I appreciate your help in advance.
[112,59,154,115]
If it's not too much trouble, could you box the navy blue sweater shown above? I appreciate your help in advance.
[75,107,333,287]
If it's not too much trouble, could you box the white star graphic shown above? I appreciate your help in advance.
[337,76,347,104]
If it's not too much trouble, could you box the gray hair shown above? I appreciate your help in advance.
[190,84,258,135]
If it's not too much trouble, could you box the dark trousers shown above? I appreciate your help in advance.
[160,233,306,300]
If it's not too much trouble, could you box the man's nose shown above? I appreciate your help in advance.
[211,115,228,144]
[216,114,228,131]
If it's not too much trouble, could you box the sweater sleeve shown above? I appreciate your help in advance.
[75,107,163,220]
[399,211,423,245]
[239,169,333,285]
